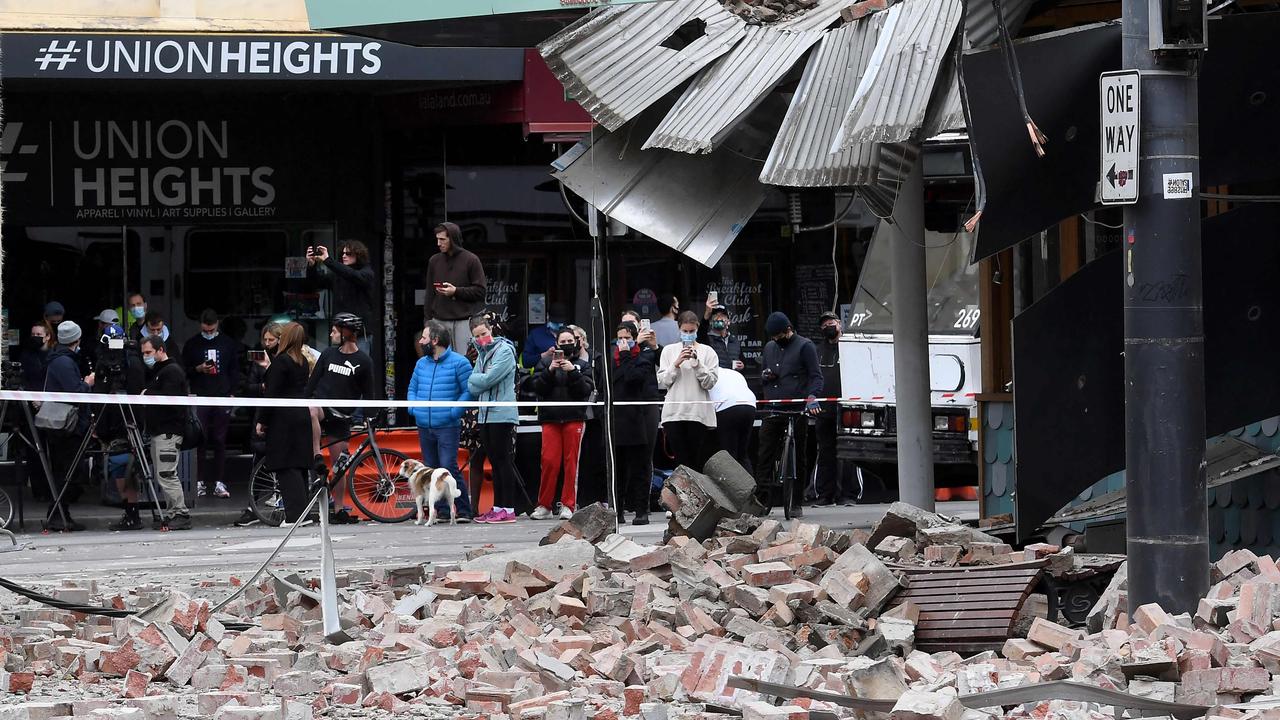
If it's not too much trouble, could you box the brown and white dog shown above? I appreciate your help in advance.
[398,459,462,526]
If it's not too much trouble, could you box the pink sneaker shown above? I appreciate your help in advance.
[488,509,517,524]
[472,510,495,524]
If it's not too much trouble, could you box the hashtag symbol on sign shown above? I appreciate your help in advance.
[34,40,80,71]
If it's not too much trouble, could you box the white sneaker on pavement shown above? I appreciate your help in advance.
[558,506,574,520]
[214,481,231,498]
[530,506,553,520]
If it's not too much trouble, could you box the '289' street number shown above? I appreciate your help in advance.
[953,308,981,329]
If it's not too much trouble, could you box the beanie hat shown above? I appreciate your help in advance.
[57,321,82,345]
[44,301,66,317]
[765,312,791,337]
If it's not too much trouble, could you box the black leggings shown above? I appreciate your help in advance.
[479,423,528,511]
[616,443,652,515]
[664,421,710,472]
[716,405,756,476]
[276,468,309,523]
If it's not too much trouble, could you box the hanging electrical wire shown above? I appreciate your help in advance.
[992,0,1048,157]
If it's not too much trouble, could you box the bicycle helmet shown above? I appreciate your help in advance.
[332,312,365,334]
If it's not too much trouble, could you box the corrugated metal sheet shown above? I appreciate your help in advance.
[643,0,850,154]
[552,111,768,268]
[964,0,1034,48]
[537,0,746,132]
[760,16,886,187]
[859,142,919,217]
[835,0,964,147]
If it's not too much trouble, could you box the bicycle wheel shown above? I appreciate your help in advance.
[0,487,13,530]
[347,448,414,523]
[248,456,284,527]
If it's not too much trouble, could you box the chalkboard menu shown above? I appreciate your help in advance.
[482,259,528,346]
[705,263,772,375]
[794,264,836,341]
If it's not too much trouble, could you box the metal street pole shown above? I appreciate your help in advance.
[1122,0,1208,613]
[891,148,935,511]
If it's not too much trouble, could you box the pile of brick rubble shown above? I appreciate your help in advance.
[3,501,1280,720]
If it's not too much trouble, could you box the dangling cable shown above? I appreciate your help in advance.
[992,0,1047,157]
[957,0,988,233]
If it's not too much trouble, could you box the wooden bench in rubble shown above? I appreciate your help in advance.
[885,559,1047,654]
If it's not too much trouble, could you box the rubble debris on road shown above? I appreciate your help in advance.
[5,503,1280,720]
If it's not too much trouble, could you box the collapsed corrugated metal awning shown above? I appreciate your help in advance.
[551,107,769,268]
[760,17,885,187]
[642,0,848,154]
[538,0,746,132]
[835,0,964,147]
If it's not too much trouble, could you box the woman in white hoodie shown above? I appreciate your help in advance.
[657,311,719,471]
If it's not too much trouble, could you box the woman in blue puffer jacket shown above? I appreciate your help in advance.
[407,320,474,521]
[466,314,528,524]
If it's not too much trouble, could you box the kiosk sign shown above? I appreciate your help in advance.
[1099,70,1140,205]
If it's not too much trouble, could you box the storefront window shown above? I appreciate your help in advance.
[185,229,291,319]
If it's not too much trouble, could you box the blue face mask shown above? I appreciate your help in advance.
[680,332,697,344]
[617,339,635,351]
[143,355,157,368]
[547,321,563,333]
[130,306,146,320]
[201,331,218,341]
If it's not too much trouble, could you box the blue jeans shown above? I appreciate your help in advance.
[417,425,472,518]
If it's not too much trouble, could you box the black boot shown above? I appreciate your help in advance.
[631,513,649,526]
[45,506,86,532]
[109,504,143,532]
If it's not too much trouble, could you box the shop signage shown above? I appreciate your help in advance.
[0,33,524,82]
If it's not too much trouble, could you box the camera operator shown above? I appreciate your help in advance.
[90,324,148,531]
[42,321,95,532]
[83,309,122,376]
[140,336,192,531]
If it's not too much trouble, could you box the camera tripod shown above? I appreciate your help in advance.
[37,396,169,531]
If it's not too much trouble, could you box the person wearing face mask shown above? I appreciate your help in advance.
[814,310,856,506]
[407,320,475,523]
[610,321,661,525]
[467,315,529,524]
[20,322,52,391]
[529,328,595,520]
[701,305,744,371]
[126,292,148,341]
[522,302,569,369]
[657,311,720,472]
[134,336,192,531]
[144,310,182,367]
[650,294,681,348]
[40,322,96,531]
[183,309,241,500]
[757,311,823,517]
[232,322,284,526]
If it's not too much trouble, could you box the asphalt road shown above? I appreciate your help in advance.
[0,501,979,585]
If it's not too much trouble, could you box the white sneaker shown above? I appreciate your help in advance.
[214,481,231,498]
[530,506,553,520]
[196,485,207,497]
[558,505,574,520]
[282,519,314,529]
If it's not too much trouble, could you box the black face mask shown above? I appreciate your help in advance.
[821,326,839,339]
[775,334,794,347]
[265,345,279,358]
[28,338,46,351]
[558,343,578,356]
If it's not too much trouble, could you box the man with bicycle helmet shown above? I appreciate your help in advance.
[305,312,375,524]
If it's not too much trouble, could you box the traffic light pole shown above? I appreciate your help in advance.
[1122,0,1209,613]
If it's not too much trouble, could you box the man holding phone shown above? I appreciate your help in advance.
[424,222,487,353]
[184,308,241,500]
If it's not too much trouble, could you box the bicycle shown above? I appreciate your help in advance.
[0,486,12,530]
[756,408,810,521]
[247,409,414,526]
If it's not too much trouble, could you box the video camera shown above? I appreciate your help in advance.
[96,324,138,393]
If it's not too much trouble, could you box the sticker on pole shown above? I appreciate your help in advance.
[1099,70,1140,205]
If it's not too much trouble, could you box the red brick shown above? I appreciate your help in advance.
[1026,618,1083,651]
[743,562,795,588]
[122,669,150,699]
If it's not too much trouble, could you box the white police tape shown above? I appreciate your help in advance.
[0,390,858,408]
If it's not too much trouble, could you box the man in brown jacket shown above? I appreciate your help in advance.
[425,222,488,352]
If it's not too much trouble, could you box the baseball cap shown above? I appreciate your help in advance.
[95,309,121,324]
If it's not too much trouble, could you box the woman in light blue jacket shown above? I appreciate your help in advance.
[466,314,526,523]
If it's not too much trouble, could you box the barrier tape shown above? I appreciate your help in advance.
[0,390,970,409]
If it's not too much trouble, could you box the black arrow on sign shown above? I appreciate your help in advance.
[1107,163,1117,188]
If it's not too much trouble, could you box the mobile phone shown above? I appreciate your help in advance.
[433,282,445,289]
[206,349,217,363]
[639,319,651,332]
[554,349,565,361]
[707,290,718,305]
[249,350,266,362]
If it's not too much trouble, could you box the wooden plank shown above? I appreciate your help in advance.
[900,596,1028,610]
[901,567,1042,580]
[900,587,1030,601]
[919,609,1017,622]
[917,627,1010,640]
[916,641,1005,653]
[905,578,1036,591]
[917,618,1014,632]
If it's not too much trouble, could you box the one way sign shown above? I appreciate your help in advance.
[1099,70,1140,205]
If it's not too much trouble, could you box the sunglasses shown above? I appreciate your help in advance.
[341,250,355,256]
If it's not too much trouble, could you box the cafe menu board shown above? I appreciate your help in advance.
[482,259,528,345]
[706,263,772,375]
[794,264,837,341]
